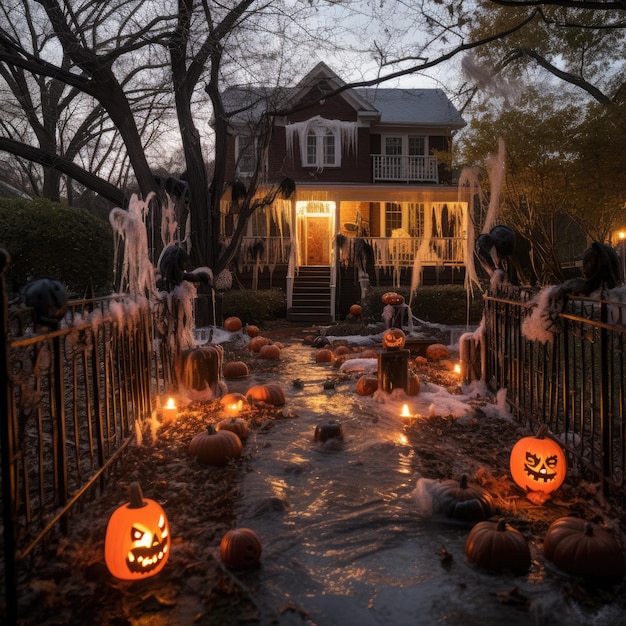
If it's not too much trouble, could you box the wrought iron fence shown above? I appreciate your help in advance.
[482,286,626,499]
[1,256,180,623]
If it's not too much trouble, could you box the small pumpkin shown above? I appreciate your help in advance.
[246,383,286,406]
[382,291,404,305]
[223,361,249,379]
[334,345,351,356]
[223,316,243,332]
[189,424,242,467]
[315,348,334,363]
[216,417,250,442]
[356,375,378,396]
[383,328,406,350]
[509,424,567,495]
[465,518,531,574]
[220,528,262,569]
[248,336,271,352]
[219,392,249,415]
[431,474,496,522]
[425,343,449,361]
[349,304,362,316]
[543,516,625,579]
[314,420,344,442]
[258,344,281,360]
[246,324,260,337]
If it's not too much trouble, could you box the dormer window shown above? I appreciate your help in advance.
[235,134,257,176]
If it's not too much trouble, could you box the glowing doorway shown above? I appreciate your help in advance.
[296,201,335,266]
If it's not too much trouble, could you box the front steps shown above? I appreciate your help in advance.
[287,266,333,323]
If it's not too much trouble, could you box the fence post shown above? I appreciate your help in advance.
[0,248,18,624]
[599,299,611,497]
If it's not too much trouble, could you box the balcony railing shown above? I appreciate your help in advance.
[372,155,439,183]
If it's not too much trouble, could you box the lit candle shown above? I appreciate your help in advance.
[219,392,248,416]
[162,397,178,422]
[454,363,461,375]
[400,403,412,418]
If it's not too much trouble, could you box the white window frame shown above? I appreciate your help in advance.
[383,134,428,156]
[305,123,340,168]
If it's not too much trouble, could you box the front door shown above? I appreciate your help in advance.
[305,216,331,265]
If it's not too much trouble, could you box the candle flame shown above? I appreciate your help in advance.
[454,363,461,375]
[164,397,176,410]
[400,403,411,418]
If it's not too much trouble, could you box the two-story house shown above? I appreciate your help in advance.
[220,62,467,322]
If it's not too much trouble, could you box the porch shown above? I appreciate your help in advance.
[371,155,439,183]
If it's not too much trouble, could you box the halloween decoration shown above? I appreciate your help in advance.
[176,345,223,398]
[104,482,170,580]
[156,244,211,292]
[334,345,351,356]
[407,374,420,396]
[20,277,67,327]
[258,344,281,359]
[356,375,378,396]
[246,383,286,406]
[543,516,625,579]
[509,425,567,496]
[465,519,531,574]
[224,316,243,332]
[383,328,406,350]
[219,392,248,415]
[315,348,334,363]
[378,348,410,394]
[223,361,249,379]
[425,343,449,361]
[382,291,404,305]
[314,420,344,442]
[248,336,271,352]
[220,528,262,569]
[246,324,260,337]
[217,417,250,442]
[162,397,178,422]
[431,474,496,523]
[189,424,242,466]
[349,304,362,317]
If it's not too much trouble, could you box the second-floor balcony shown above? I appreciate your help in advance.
[372,155,439,183]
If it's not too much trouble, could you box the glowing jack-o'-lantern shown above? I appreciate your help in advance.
[104,482,170,580]
[383,328,406,350]
[509,424,567,495]
[382,291,405,305]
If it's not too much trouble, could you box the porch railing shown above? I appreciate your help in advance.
[1,257,179,623]
[482,286,626,499]
[371,155,439,183]
[363,236,465,267]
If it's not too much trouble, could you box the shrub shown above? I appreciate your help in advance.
[222,288,287,324]
[0,198,114,296]
[361,285,484,325]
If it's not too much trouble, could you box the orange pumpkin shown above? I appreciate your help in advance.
[248,336,271,352]
[258,344,281,360]
[246,383,286,406]
[246,324,260,337]
[216,417,250,442]
[223,361,249,379]
[334,345,351,356]
[104,482,170,580]
[224,316,243,332]
[465,519,530,574]
[189,424,242,466]
[382,291,404,305]
[349,304,362,316]
[509,425,567,495]
[356,375,378,396]
[383,328,406,350]
[220,528,262,569]
[425,343,449,361]
[219,392,248,414]
[315,348,333,363]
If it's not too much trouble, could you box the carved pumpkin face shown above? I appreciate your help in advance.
[509,426,567,494]
[383,328,406,350]
[105,483,170,580]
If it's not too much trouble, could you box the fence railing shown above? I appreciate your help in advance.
[1,262,180,623]
[481,286,626,499]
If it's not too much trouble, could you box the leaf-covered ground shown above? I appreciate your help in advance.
[14,324,626,625]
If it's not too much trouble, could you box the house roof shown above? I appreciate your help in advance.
[221,62,465,130]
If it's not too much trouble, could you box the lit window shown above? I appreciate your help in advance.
[305,124,339,167]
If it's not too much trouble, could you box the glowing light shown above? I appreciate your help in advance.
[619,231,626,240]
[454,363,461,375]
[227,400,243,415]
[400,403,412,418]
[162,397,178,422]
